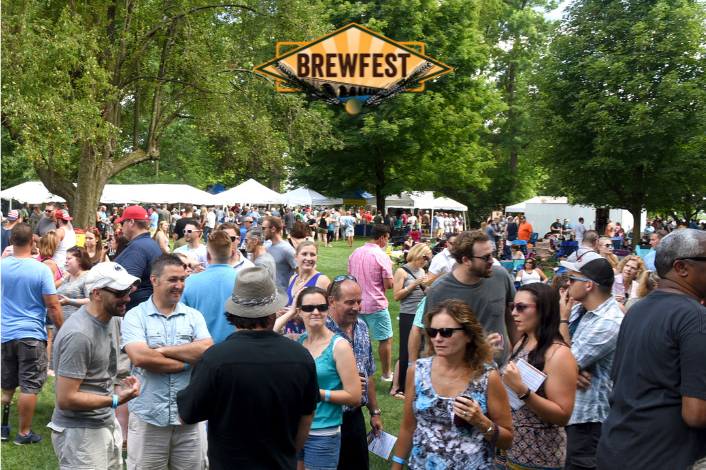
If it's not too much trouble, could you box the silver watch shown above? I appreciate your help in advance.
[482,423,494,436]
[370,409,382,416]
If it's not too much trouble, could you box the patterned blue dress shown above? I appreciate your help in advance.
[411,356,494,470]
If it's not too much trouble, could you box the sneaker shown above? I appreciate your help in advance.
[1,425,10,441]
[13,430,41,445]
[381,374,394,382]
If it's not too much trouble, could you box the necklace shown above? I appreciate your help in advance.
[434,361,468,385]
[296,271,315,286]
[306,337,330,355]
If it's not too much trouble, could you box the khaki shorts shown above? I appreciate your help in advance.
[49,420,123,470]
[1,339,48,394]
[127,412,207,470]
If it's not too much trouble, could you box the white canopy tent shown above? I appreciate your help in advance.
[0,182,67,206]
[216,178,287,205]
[384,191,468,231]
[283,187,343,206]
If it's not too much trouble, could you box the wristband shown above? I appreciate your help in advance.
[408,363,413,366]
[518,388,531,400]
[392,456,406,465]
[112,394,119,409]
[324,390,331,402]
[184,362,189,371]
[71,299,76,306]
[559,320,569,324]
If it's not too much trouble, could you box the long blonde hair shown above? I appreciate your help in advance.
[38,231,60,258]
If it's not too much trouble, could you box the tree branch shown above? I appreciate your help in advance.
[109,148,160,178]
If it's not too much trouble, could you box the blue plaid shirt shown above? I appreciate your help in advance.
[568,296,623,425]
[326,316,375,412]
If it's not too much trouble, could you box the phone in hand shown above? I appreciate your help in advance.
[453,395,474,429]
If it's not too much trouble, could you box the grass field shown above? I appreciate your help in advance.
[1,236,407,470]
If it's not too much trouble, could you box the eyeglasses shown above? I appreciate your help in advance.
[333,275,357,283]
[425,327,464,338]
[299,304,328,313]
[509,302,538,313]
[677,257,706,262]
[184,229,201,234]
[569,275,593,283]
[101,286,133,298]
[471,254,493,262]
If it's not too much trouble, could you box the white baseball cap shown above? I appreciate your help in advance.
[85,262,141,293]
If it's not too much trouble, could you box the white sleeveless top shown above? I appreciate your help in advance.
[54,226,76,270]
[519,269,542,286]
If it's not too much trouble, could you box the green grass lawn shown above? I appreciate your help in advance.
[1,236,407,469]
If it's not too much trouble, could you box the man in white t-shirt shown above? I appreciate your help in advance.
[174,221,209,268]
[204,207,217,240]
[426,234,458,286]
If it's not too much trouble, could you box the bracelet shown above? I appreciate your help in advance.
[404,286,409,293]
[559,320,569,324]
[71,299,76,306]
[184,362,189,371]
[324,390,331,402]
[518,388,531,400]
[392,456,406,465]
[111,394,119,409]
[408,362,413,366]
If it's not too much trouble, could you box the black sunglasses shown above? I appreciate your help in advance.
[426,327,464,338]
[229,236,240,242]
[509,302,537,313]
[471,254,493,262]
[184,229,201,234]
[333,275,357,283]
[299,304,328,313]
[677,257,706,262]
[101,286,133,298]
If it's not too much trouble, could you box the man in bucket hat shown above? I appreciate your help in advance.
[177,267,319,470]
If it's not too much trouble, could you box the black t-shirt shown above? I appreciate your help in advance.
[177,329,319,470]
[550,222,562,234]
[173,217,198,240]
[597,291,706,469]
[506,222,518,239]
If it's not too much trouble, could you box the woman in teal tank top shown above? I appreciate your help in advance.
[285,286,362,470]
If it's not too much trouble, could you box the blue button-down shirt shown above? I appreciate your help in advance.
[568,296,623,425]
[122,296,211,426]
[326,316,375,412]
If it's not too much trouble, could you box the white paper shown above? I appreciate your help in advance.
[505,358,547,410]
[367,430,398,460]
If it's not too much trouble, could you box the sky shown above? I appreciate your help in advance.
[545,0,572,20]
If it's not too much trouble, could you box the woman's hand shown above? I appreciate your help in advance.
[453,396,489,429]
[614,294,625,303]
[502,361,526,395]
[58,294,72,306]
[486,333,504,353]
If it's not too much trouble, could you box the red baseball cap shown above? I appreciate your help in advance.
[115,205,149,223]
[55,209,74,221]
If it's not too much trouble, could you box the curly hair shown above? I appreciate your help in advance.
[424,299,494,373]
[617,255,646,280]
[449,230,490,264]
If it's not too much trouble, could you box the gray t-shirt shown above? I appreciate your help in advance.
[253,252,278,286]
[400,266,426,314]
[34,217,57,237]
[56,273,89,321]
[423,265,515,363]
[283,211,295,229]
[266,241,298,290]
[51,306,120,428]
[484,225,497,248]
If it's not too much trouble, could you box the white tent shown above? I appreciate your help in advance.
[0,182,67,205]
[385,191,437,209]
[283,187,343,206]
[432,196,467,211]
[216,178,287,205]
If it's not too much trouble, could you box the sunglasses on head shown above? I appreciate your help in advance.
[299,304,328,313]
[86,226,98,231]
[425,327,464,338]
[509,302,537,313]
[101,286,132,298]
[333,275,357,283]
[184,229,201,234]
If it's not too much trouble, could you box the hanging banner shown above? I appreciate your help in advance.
[253,23,453,114]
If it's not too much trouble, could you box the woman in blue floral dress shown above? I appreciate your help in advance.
[393,299,514,470]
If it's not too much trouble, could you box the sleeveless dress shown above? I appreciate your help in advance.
[284,273,323,334]
[411,356,495,470]
[496,347,567,470]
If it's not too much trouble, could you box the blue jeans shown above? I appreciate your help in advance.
[297,433,341,470]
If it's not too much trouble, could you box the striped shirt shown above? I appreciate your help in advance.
[568,296,623,425]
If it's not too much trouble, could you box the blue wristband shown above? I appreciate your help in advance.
[112,394,119,409]
[71,299,76,306]
[392,456,406,465]
[407,362,413,366]
[184,362,189,371]
[324,390,331,402]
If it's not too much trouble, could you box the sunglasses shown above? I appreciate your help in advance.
[333,275,357,283]
[601,244,613,248]
[244,221,253,223]
[299,304,328,313]
[509,302,537,313]
[229,236,240,242]
[101,286,133,298]
[677,257,706,262]
[86,226,98,231]
[423,256,432,262]
[184,229,201,234]
[425,327,464,338]
[471,254,493,262]
[569,275,593,283]
[45,209,54,213]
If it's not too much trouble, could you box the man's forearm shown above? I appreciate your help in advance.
[58,390,115,411]
[47,305,64,330]
[155,339,213,363]
[128,348,187,373]
[295,414,315,453]
[366,377,379,411]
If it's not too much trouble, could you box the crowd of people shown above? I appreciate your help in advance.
[1,200,705,470]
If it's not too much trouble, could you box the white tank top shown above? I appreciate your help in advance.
[520,269,542,286]
[54,226,76,270]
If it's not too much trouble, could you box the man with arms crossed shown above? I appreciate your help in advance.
[348,224,395,381]
[177,267,319,470]
[48,263,142,469]
[123,254,213,469]
[1,224,63,444]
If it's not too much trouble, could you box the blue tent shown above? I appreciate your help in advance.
[340,189,374,200]
[207,183,227,195]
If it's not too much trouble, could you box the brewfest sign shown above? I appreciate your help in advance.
[254,24,453,114]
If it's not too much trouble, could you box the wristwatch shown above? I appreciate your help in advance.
[370,409,382,416]
[482,423,494,436]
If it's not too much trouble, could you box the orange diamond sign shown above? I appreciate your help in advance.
[254,24,453,113]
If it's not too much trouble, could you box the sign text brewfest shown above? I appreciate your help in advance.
[254,24,453,114]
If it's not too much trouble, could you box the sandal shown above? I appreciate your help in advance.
[392,391,405,399]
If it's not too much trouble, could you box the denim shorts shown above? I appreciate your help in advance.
[297,433,341,470]
[360,308,393,341]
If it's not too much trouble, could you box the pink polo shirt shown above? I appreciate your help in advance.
[348,242,393,314]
